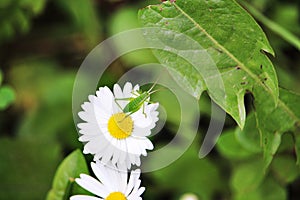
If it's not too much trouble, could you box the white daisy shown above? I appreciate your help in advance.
[70,161,145,200]
[78,82,159,168]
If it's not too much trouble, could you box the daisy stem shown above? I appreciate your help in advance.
[63,177,75,200]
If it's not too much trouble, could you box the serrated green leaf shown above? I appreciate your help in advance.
[138,0,278,128]
[253,88,300,170]
[0,85,15,110]
[46,149,89,200]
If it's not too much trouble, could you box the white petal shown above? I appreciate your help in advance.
[142,138,154,150]
[131,109,152,128]
[123,82,133,97]
[131,126,151,137]
[113,84,123,99]
[79,134,99,142]
[83,136,108,154]
[133,84,139,92]
[91,162,113,189]
[75,175,108,198]
[70,195,102,200]
[126,137,140,155]
[96,87,114,113]
[125,169,141,196]
[78,123,100,135]
[137,187,145,196]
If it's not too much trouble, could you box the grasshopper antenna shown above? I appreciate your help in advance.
[147,75,162,93]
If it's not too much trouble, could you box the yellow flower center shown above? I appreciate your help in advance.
[105,192,127,200]
[108,113,133,139]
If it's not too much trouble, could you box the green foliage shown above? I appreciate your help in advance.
[1,0,299,199]
[9,60,80,149]
[108,6,157,66]
[46,149,89,200]
[0,137,61,200]
[54,0,101,45]
[233,177,287,200]
[0,0,46,43]
[150,142,224,200]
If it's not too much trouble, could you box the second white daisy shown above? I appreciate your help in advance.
[70,161,145,200]
[78,82,159,168]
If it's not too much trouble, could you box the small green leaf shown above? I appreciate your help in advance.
[151,143,223,200]
[46,149,89,200]
[230,159,265,194]
[234,113,262,154]
[217,129,256,160]
[233,177,287,200]
[271,155,300,184]
[0,85,15,110]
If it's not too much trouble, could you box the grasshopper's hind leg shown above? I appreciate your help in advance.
[142,103,147,118]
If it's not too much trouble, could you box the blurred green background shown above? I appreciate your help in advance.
[0,0,299,199]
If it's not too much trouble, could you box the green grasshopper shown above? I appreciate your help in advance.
[114,83,158,118]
